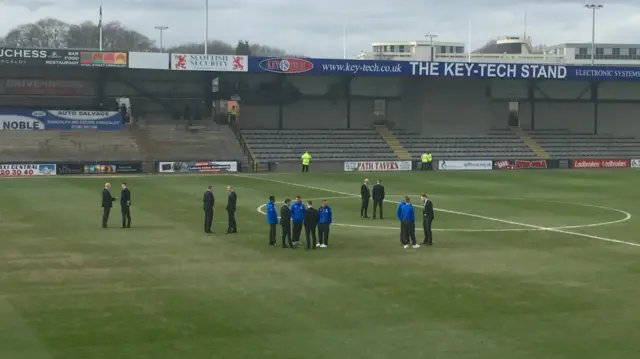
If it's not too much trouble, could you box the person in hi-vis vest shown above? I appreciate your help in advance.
[301,152,311,172]
[420,152,432,170]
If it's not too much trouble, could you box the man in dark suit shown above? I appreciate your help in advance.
[372,180,385,219]
[225,185,237,234]
[120,182,132,228]
[420,194,435,245]
[203,185,215,233]
[280,199,293,248]
[303,200,318,249]
[101,182,115,228]
[360,178,371,218]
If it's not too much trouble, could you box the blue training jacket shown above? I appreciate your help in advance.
[318,206,332,224]
[266,201,278,224]
[290,201,305,223]
[396,201,405,220]
[400,202,415,222]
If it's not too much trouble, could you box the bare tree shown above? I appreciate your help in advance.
[1,18,297,56]
[4,18,70,48]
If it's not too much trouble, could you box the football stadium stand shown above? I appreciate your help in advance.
[0,130,141,162]
[241,129,397,162]
[133,122,246,164]
[525,129,640,158]
[393,128,537,159]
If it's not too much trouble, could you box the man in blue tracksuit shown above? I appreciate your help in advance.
[290,196,305,247]
[266,196,278,247]
[317,199,332,248]
[396,200,406,245]
[400,196,419,249]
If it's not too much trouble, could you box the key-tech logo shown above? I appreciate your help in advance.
[259,57,313,73]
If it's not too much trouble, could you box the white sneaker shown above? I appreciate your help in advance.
[404,245,409,249]
[321,244,327,248]
[413,244,420,249]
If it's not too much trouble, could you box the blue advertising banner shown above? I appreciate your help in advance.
[0,108,123,130]
[247,56,640,81]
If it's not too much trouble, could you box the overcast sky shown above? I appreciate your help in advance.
[1,0,639,57]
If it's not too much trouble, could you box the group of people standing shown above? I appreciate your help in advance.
[202,185,238,234]
[101,182,131,229]
[396,194,435,248]
[266,196,332,249]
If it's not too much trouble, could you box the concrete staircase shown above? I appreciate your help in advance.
[374,124,411,161]
[510,126,549,158]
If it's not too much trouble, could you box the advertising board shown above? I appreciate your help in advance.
[171,54,247,72]
[438,160,492,170]
[0,108,123,130]
[571,159,630,169]
[56,162,142,175]
[247,56,640,82]
[344,161,412,172]
[631,159,640,168]
[0,163,56,176]
[493,159,559,170]
[158,161,238,173]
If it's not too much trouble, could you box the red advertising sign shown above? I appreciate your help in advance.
[572,159,630,169]
[493,159,547,170]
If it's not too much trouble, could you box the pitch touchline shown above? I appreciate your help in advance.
[235,174,638,248]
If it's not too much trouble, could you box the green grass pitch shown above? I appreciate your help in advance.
[1,170,639,359]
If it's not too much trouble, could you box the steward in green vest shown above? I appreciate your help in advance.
[301,152,311,172]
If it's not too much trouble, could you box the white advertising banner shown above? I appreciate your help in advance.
[344,161,412,172]
[0,163,56,176]
[170,54,247,72]
[158,161,238,173]
[631,159,640,168]
[438,160,492,170]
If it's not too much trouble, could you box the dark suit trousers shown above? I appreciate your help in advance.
[293,222,303,243]
[373,200,383,218]
[304,225,317,249]
[317,223,330,245]
[302,164,309,172]
[269,224,276,245]
[102,207,110,228]
[423,218,433,244]
[361,198,369,217]
[401,221,416,245]
[121,206,131,228]
[227,209,237,232]
[399,221,405,244]
[204,209,213,232]
[281,224,292,247]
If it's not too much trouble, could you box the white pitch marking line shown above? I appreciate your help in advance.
[256,197,538,233]
[236,174,638,248]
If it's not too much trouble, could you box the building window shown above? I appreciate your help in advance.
[398,45,405,53]
[440,46,446,53]
[630,48,637,56]
[595,48,604,55]
[578,47,588,55]
[389,45,395,52]
[456,46,464,53]
[383,46,389,52]
[448,46,453,53]
[613,48,620,56]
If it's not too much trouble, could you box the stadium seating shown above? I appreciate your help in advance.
[0,130,142,161]
[525,129,640,158]
[393,128,536,159]
[241,129,397,162]
[137,122,246,162]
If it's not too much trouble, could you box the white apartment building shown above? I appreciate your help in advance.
[358,36,640,65]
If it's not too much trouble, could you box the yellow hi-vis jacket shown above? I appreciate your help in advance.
[421,153,428,163]
[427,153,432,162]
[301,152,311,165]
